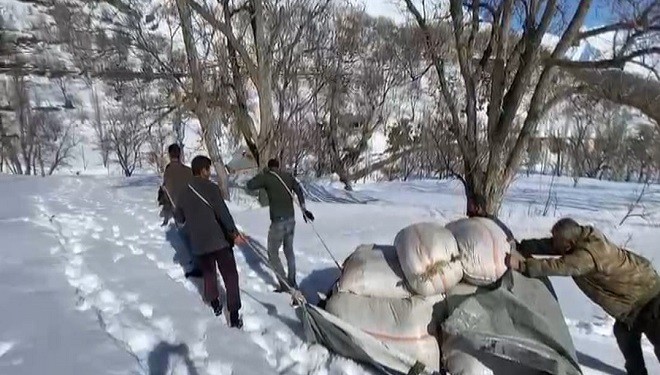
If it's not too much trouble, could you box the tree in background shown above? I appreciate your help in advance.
[405,0,660,214]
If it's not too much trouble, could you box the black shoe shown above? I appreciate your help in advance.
[210,299,223,317]
[185,268,203,278]
[229,312,243,329]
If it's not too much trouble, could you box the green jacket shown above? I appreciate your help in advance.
[518,226,660,326]
[246,168,305,222]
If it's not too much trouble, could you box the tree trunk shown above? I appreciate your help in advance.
[176,0,230,200]
[463,177,505,216]
[251,0,275,170]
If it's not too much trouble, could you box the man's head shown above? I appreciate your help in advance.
[168,144,182,161]
[551,218,583,254]
[191,155,212,180]
[267,159,280,170]
[466,195,487,217]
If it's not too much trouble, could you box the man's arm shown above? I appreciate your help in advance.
[246,173,265,190]
[290,175,306,207]
[173,203,185,224]
[517,238,554,257]
[522,248,596,277]
[210,190,238,235]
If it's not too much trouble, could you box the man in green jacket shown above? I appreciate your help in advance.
[507,218,660,374]
[246,159,314,291]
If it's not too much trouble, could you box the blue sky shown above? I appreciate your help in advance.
[362,0,620,29]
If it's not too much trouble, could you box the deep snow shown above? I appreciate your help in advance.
[0,173,659,374]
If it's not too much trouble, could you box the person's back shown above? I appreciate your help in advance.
[261,169,298,220]
[174,155,243,327]
[163,160,193,207]
[247,162,304,221]
[570,227,660,323]
[177,176,235,255]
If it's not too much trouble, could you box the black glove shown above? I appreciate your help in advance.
[303,209,315,223]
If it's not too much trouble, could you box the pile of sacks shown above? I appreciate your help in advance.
[324,218,512,373]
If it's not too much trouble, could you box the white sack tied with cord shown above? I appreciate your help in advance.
[394,222,463,296]
[325,291,446,371]
[337,244,412,298]
[441,332,544,375]
[445,217,510,286]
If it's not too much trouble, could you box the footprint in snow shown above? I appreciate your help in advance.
[112,225,120,238]
[138,304,154,319]
[127,244,143,255]
[113,253,125,263]
[206,361,234,375]
[0,342,15,358]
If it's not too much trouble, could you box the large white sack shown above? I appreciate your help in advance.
[383,336,441,372]
[338,244,412,298]
[445,218,510,286]
[326,291,445,371]
[394,222,463,296]
[442,334,494,375]
[325,291,447,340]
[442,333,543,375]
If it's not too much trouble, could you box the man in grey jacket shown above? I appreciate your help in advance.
[246,159,314,292]
[175,156,245,328]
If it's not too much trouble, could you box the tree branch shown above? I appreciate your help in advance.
[187,0,259,82]
[548,47,660,69]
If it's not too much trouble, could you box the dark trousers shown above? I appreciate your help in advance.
[613,295,660,374]
[178,228,200,271]
[198,248,241,314]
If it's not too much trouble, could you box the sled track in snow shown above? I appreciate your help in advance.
[28,177,364,375]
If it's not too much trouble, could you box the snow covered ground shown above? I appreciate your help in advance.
[0,173,659,374]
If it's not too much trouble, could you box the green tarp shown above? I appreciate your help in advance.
[299,271,581,375]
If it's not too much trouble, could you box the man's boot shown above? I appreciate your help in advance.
[229,311,243,329]
[210,299,223,317]
[185,268,203,278]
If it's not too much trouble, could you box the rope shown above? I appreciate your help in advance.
[309,222,342,270]
[239,235,307,305]
[267,171,342,271]
[188,183,306,305]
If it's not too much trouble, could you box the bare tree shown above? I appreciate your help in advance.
[145,121,172,174]
[175,0,231,199]
[188,0,331,168]
[107,103,147,177]
[404,0,660,215]
[308,9,408,190]
[90,83,111,168]
[32,113,78,176]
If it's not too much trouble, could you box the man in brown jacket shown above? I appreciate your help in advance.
[159,144,201,278]
[175,155,245,328]
[507,218,660,374]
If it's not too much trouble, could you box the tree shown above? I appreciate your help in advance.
[188,0,331,169]
[404,0,660,214]
[175,0,231,199]
[309,9,408,189]
[32,112,78,176]
[107,108,146,177]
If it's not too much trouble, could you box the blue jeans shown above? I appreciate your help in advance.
[267,217,296,288]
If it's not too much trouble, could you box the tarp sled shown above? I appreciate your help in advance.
[297,271,581,375]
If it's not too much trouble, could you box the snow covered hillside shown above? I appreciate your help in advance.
[1,173,659,374]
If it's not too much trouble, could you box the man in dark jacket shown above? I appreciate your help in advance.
[507,218,660,374]
[159,144,201,279]
[175,155,245,328]
[246,159,314,291]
